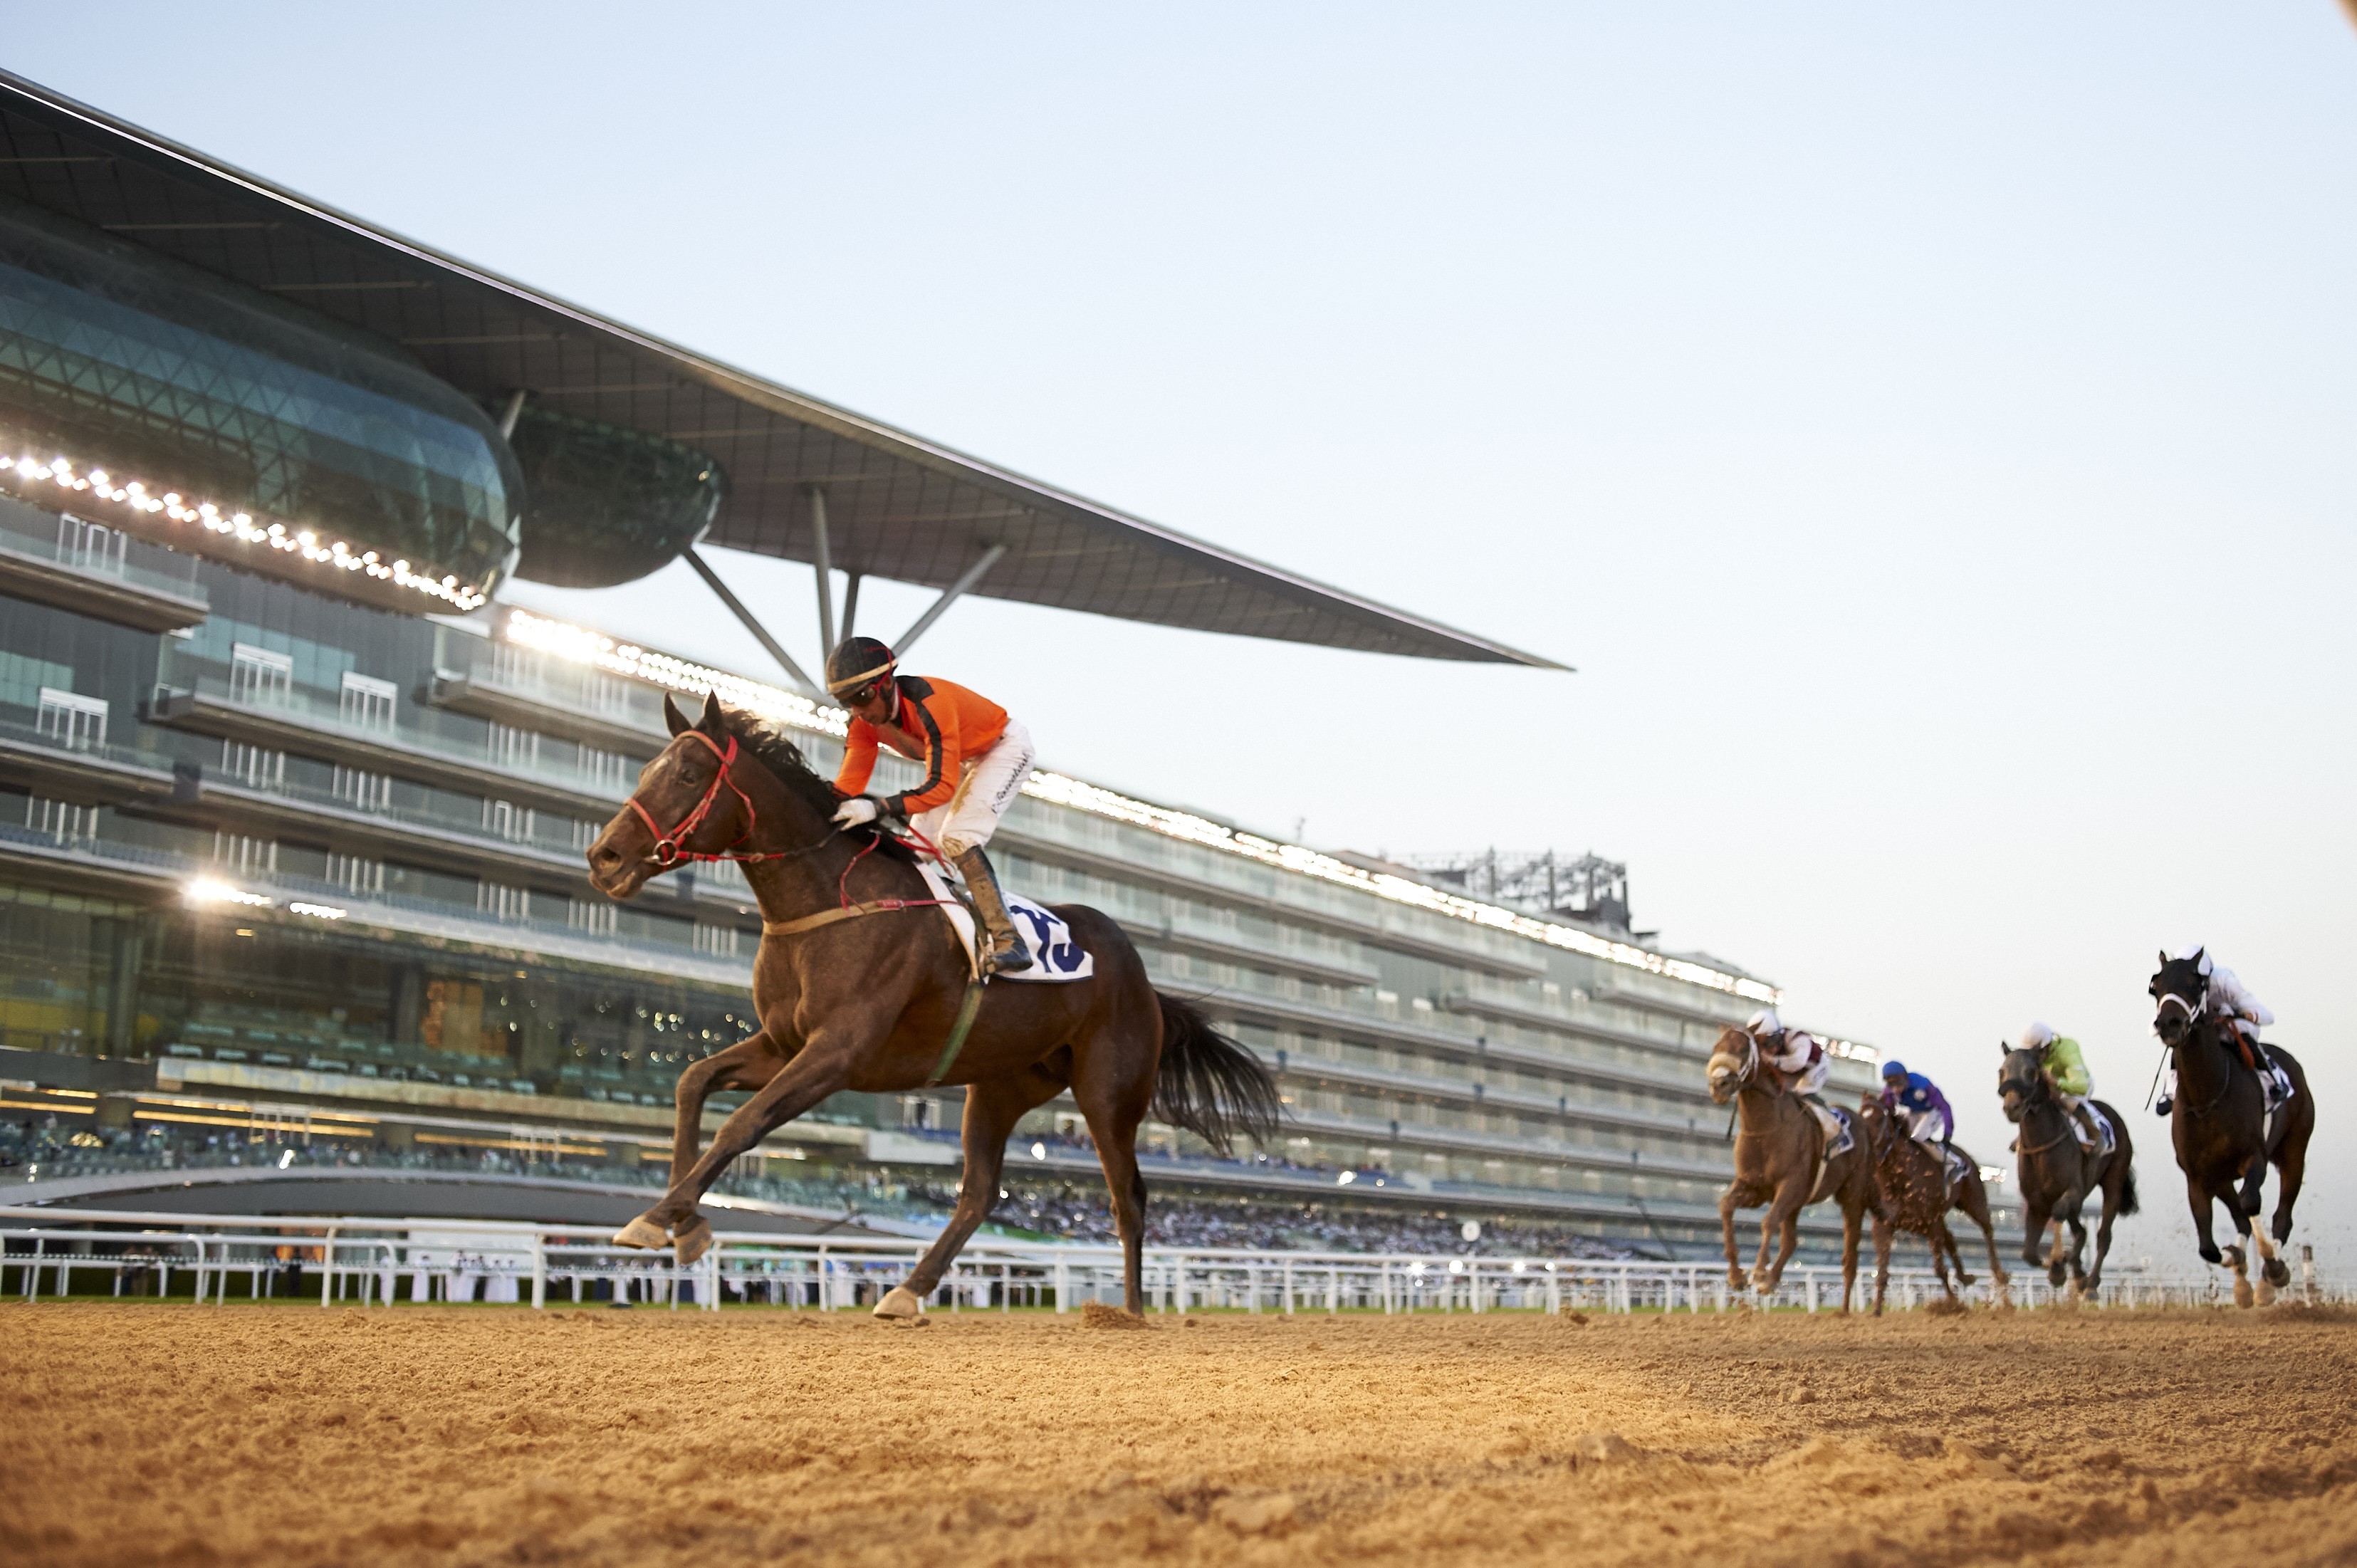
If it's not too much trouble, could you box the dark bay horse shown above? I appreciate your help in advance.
[585,691,1280,1316]
[1997,1045,2136,1297]
[1854,1095,2007,1313]
[2150,952,2314,1307]
[1706,1027,1878,1310]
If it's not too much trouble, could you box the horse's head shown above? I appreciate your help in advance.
[1854,1092,1890,1151]
[1705,1025,1758,1104]
[586,690,805,900]
[1997,1044,2048,1124]
[2149,948,2209,1048]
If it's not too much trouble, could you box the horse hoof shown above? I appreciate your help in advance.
[873,1285,926,1321]
[2232,1277,2256,1309]
[612,1215,669,1250]
[671,1215,713,1265]
[2254,1277,2278,1307]
[2264,1257,2291,1287]
[2047,1265,2066,1289]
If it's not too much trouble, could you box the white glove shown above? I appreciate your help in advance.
[831,796,879,828]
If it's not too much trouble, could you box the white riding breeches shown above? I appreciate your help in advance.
[914,719,1034,859]
[1904,1108,1948,1143]
[1781,1056,1830,1096]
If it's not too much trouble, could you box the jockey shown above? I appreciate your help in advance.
[824,637,1038,975]
[1743,1008,1831,1103]
[1878,1060,1955,1164]
[2155,945,2274,1117]
[2019,1022,2101,1150]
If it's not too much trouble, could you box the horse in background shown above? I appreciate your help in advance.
[1854,1094,2008,1313]
[1707,1025,1878,1310]
[1997,1043,2137,1297]
[2150,951,2313,1307]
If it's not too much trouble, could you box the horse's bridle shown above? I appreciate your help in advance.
[624,730,830,868]
[2153,975,2207,1030]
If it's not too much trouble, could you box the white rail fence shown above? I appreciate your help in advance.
[2,1208,2342,1315]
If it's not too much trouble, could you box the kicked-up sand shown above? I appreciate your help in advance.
[1,1299,2352,1566]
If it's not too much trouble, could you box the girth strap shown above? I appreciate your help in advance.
[761,897,943,939]
[756,894,986,1088]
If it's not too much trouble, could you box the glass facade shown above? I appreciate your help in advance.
[0,194,521,596]
[506,404,725,588]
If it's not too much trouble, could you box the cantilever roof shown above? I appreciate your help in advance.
[0,71,1564,669]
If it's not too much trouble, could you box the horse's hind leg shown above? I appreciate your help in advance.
[884,1070,1064,1319]
[1070,1009,1159,1316]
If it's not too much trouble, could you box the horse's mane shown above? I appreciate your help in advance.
[716,705,914,862]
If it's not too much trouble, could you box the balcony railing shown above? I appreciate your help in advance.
[0,498,207,632]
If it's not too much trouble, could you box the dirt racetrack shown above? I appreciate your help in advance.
[4,1300,2354,1567]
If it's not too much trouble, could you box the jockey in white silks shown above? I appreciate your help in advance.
[1744,1008,1831,1098]
[2155,946,2276,1117]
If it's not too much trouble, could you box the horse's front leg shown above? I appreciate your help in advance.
[1755,1186,1803,1295]
[1869,1209,1893,1317]
[1720,1183,1750,1292]
[667,1033,782,1190]
[1928,1221,1959,1302]
[615,1028,862,1260]
[2186,1171,2222,1265]
[2019,1193,2053,1276]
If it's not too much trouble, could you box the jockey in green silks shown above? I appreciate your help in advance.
[2020,1022,2101,1150]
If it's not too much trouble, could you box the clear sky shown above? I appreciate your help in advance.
[16,4,2354,1270]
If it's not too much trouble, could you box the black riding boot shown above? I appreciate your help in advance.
[953,846,1033,975]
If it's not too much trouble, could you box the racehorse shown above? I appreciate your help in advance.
[2150,951,2314,1307]
[584,691,1281,1317]
[1997,1045,2136,1297]
[1706,1026,1878,1310]
[1853,1095,2007,1313]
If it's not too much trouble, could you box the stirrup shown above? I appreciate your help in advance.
[984,934,1034,975]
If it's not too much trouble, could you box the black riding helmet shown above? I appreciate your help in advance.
[825,637,897,705]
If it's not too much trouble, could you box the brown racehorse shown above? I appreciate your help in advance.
[1997,1045,2136,1297]
[2150,952,2314,1308]
[1706,1026,1878,1310]
[1854,1095,2008,1313]
[584,691,1279,1317]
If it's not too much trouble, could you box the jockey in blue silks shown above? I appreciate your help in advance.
[1879,1060,1955,1166]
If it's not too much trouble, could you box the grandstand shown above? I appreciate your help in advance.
[0,70,1930,1260]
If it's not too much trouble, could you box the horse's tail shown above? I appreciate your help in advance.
[1153,992,1282,1156]
[2118,1166,2140,1218]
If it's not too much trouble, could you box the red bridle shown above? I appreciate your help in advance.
[625,729,756,866]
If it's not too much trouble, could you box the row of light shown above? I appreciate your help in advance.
[503,605,1796,1014]
[184,879,347,921]
[0,447,488,610]
[503,608,843,735]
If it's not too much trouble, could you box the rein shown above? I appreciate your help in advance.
[2000,1070,2070,1154]
[627,730,835,868]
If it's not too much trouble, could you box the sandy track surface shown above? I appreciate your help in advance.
[3,1301,2353,1567]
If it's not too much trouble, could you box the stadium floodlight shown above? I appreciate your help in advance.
[1337,1170,1356,1186]
[1030,1141,1047,1161]
[288,901,347,921]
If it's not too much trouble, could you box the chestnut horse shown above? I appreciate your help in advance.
[585,691,1279,1316]
[1706,1026,1878,1310]
[1854,1095,2008,1313]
